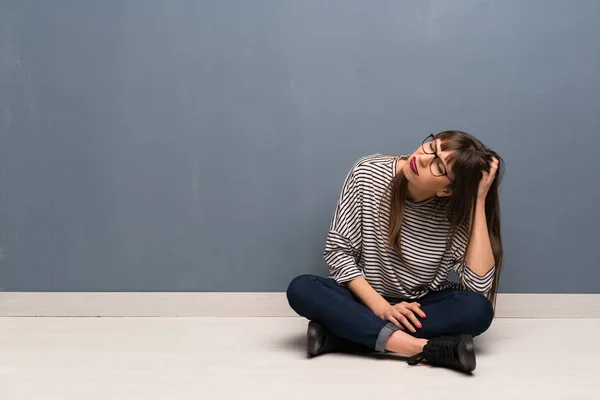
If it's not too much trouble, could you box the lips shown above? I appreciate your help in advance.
[410,157,419,175]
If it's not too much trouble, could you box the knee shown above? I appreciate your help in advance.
[286,274,318,310]
[456,291,495,337]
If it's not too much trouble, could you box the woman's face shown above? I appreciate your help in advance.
[402,137,456,194]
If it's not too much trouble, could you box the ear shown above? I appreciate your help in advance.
[436,186,454,198]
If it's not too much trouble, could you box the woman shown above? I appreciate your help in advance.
[286,131,504,373]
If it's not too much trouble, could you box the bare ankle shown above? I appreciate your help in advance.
[385,331,428,357]
[410,338,428,356]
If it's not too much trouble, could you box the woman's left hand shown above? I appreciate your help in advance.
[478,156,499,200]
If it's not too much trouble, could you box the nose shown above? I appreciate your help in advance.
[419,153,434,168]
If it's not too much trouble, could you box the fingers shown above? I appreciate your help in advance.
[395,311,417,333]
[387,314,404,330]
[390,302,426,333]
[408,303,426,319]
[489,157,499,172]
[404,310,422,330]
[392,307,419,333]
[482,157,499,183]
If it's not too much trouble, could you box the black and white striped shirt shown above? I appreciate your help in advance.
[324,154,495,299]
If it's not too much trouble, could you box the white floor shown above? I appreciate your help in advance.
[0,317,598,400]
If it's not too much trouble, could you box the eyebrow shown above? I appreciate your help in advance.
[435,139,450,165]
[435,139,453,176]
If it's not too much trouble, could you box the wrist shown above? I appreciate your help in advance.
[374,302,392,318]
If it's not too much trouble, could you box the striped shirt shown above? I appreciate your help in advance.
[324,154,495,299]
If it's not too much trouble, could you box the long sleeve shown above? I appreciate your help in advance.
[456,260,495,294]
[451,222,495,294]
[324,166,363,285]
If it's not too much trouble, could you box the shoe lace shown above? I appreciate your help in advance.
[407,338,459,367]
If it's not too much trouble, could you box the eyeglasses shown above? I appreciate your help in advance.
[421,134,454,185]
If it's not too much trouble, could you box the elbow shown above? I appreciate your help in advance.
[463,264,495,294]
[473,264,495,278]
[465,259,495,278]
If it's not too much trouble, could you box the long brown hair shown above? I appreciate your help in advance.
[386,131,505,306]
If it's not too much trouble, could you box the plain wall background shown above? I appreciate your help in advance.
[1,0,598,292]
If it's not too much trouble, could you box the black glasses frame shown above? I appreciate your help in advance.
[421,134,454,185]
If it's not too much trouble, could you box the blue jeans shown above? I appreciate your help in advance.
[286,274,494,353]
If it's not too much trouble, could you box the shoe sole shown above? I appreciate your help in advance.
[457,334,476,372]
[306,321,325,358]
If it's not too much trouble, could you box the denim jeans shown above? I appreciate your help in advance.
[286,274,494,353]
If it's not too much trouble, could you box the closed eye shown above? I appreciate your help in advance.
[432,159,445,175]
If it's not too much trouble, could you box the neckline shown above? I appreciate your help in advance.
[406,195,438,207]
[392,155,438,207]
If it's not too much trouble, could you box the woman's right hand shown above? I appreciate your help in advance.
[380,301,426,333]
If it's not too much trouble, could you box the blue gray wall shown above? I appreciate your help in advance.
[1,1,598,292]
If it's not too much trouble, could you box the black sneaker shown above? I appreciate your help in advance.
[306,321,373,358]
[306,321,339,357]
[407,334,476,372]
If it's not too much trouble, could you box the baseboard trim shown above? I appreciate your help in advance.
[0,293,598,318]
